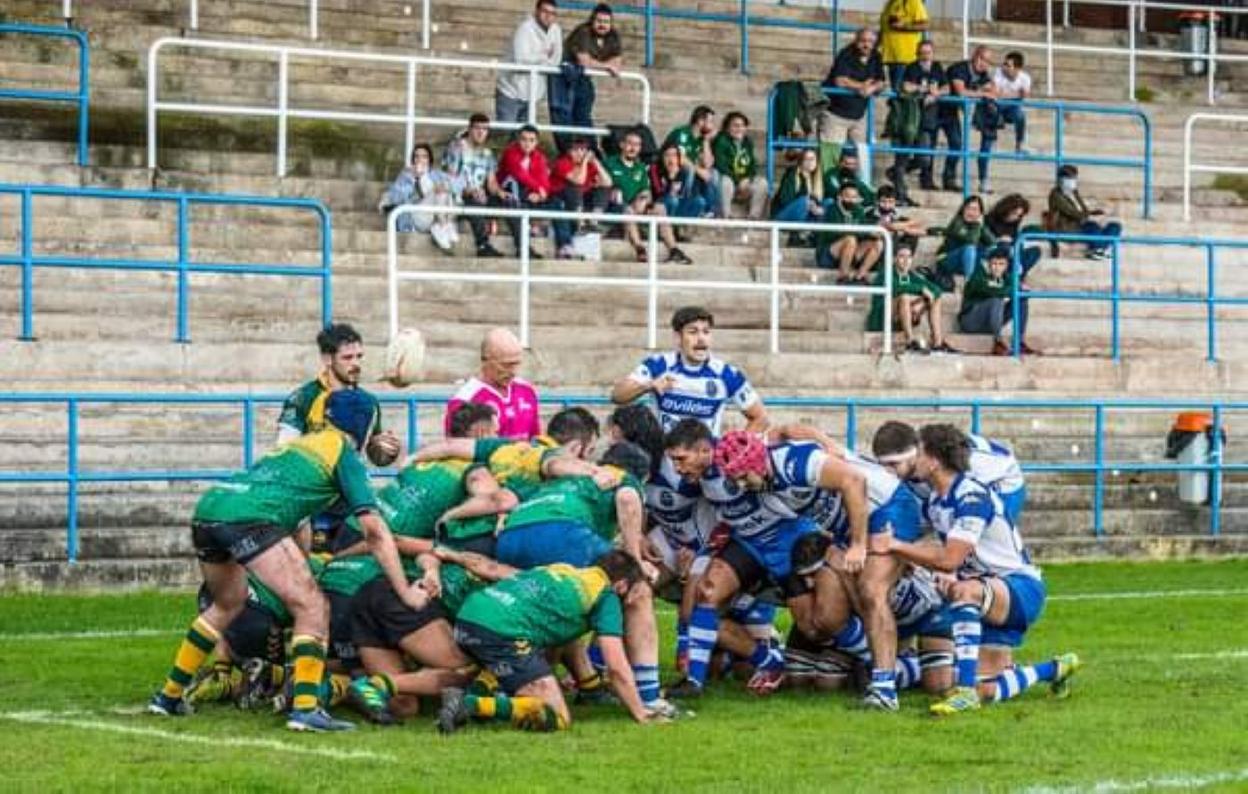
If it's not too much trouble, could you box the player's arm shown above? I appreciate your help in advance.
[356,511,426,609]
[816,459,868,573]
[597,635,653,723]
[407,438,476,465]
[770,424,848,457]
[889,535,973,573]
[438,468,519,525]
[396,536,436,558]
[611,358,667,404]
[541,453,621,489]
[742,400,769,434]
[615,486,645,562]
[416,551,442,598]
[433,546,518,581]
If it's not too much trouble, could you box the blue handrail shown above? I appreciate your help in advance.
[0,391,1236,562]
[1011,231,1248,363]
[0,23,89,167]
[765,86,1154,218]
[0,184,333,342]
[559,0,844,74]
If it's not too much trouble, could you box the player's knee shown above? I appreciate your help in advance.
[947,580,981,604]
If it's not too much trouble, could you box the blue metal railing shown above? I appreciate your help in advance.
[0,392,1238,562]
[765,87,1154,218]
[0,184,333,342]
[1011,231,1248,362]
[560,0,844,74]
[0,23,89,167]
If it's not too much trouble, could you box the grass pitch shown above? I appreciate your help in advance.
[1,558,1246,793]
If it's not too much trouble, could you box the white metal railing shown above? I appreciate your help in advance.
[1183,112,1248,221]
[964,0,1248,105]
[387,205,895,355]
[59,1,321,38]
[147,37,651,177]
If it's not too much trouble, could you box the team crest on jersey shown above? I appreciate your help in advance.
[706,380,719,397]
[660,491,675,507]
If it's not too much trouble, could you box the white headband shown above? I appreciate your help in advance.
[876,446,918,465]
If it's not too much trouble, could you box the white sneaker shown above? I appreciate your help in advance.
[1016,144,1033,156]
[978,180,993,195]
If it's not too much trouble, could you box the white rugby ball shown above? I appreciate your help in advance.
[384,328,426,387]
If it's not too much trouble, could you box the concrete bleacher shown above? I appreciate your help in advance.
[2,0,1248,587]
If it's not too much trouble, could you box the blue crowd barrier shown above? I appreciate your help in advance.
[765,86,1153,218]
[0,23,89,167]
[0,183,333,342]
[560,0,844,74]
[0,392,1237,562]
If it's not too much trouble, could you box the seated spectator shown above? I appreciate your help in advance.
[985,193,1042,278]
[992,51,1032,154]
[553,3,622,151]
[869,185,926,251]
[550,136,612,228]
[818,182,882,283]
[664,105,721,217]
[867,240,953,354]
[604,128,691,264]
[770,149,826,230]
[442,112,508,258]
[712,111,769,220]
[959,246,1038,355]
[497,0,562,125]
[650,142,706,220]
[935,194,995,287]
[823,145,876,209]
[1047,164,1122,261]
[496,124,573,258]
[945,45,999,195]
[816,28,886,151]
[380,143,461,253]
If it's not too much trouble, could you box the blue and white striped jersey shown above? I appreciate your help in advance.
[909,434,1025,501]
[645,454,714,550]
[628,351,759,435]
[700,442,827,540]
[923,473,1041,580]
[809,451,909,537]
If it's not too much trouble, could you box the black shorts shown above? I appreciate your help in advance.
[453,621,550,694]
[196,584,285,664]
[717,538,808,600]
[350,578,449,650]
[446,533,497,557]
[191,520,289,565]
[327,591,359,669]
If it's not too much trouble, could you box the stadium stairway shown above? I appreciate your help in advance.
[2,0,1248,587]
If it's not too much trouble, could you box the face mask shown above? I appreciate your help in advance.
[842,201,861,212]
[839,168,857,182]
[1060,177,1077,193]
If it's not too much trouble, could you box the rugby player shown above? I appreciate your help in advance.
[888,424,1080,715]
[149,390,418,732]
[610,306,768,434]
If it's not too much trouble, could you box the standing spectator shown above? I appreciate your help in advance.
[880,0,930,89]
[945,45,999,195]
[770,148,826,230]
[712,111,769,220]
[650,142,707,220]
[818,182,882,283]
[552,3,622,151]
[496,124,573,258]
[934,194,995,287]
[889,39,946,202]
[959,246,1038,355]
[496,0,562,125]
[867,241,953,354]
[604,129,692,263]
[992,51,1032,154]
[444,327,542,439]
[664,105,721,217]
[816,28,886,151]
[1047,164,1123,261]
[442,113,508,258]
[985,193,1042,277]
[380,143,461,253]
[550,135,612,227]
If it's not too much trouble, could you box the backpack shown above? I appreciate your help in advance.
[603,123,659,164]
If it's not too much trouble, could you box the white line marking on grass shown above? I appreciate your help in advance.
[1020,766,1248,793]
[0,711,399,764]
[1050,588,1248,602]
[0,628,180,641]
[1173,649,1248,661]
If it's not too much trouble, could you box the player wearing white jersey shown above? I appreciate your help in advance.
[611,306,767,435]
[889,424,1081,716]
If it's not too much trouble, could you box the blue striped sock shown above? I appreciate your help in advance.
[895,654,921,690]
[949,602,982,689]
[832,615,870,661]
[686,605,719,688]
[587,643,606,676]
[992,660,1057,702]
[870,668,897,698]
[675,619,689,666]
[633,664,660,706]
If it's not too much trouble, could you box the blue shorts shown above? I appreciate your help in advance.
[829,487,923,547]
[496,520,613,569]
[982,573,1047,648]
[997,486,1026,527]
[897,605,953,642]
[735,517,818,585]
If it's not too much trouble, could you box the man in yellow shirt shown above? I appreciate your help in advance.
[880,0,930,88]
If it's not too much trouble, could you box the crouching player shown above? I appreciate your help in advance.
[148,390,420,732]
[889,424,1080,715]
[438,552,667,733]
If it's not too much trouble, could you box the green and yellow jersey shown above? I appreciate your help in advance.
[347,459,472,540]
[437,563,491,617]
[192,429,377,530]
[501,470,644,542]
[472,435,562,501]
[456,564,624,648]
[277,373,383,439]
[318,553,424,599]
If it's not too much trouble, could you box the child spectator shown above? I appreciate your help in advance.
[992,51,1032,154]
[550,135,612,229]
[867,240,954,354]
[818,182,882,283]
[985,193,1042,278]
[1047,164,1123,261]
[935,194,995,288]
[380,143,462,253]
[959,246,1038,355]
[712,111,769,220]
[649,142,706,220]
[604,128,691,264]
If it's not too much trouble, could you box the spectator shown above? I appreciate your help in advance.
[992,51,1032,154]
[444,327,542,439]
[770,148,826,231]
[946,45,999,195]
[870,184,926,251]
[552,3,622,151]
[867,241,953,354]
[496,124,573,258]
[380,143,461,253]
[817,28,886,151]
[823,145,876,210]
[959,246,1038,355]
[442,112,508,258]
[1047,164,1123,261]
[497,0,562,125]
[604,128,692,264]
[888,39,946,202]
[550,135,612,229]
[880,0,930,89]
[818,181,882,283]
[934,194,995,287]
[712,111,769,220]
[985,193,1042,278]
[663,105,721,217]
[650,142,707,220]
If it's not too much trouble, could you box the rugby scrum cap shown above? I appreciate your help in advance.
[325,388,375,450]
[714,430,769,479]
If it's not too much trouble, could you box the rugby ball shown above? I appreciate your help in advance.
[384,328,426,387]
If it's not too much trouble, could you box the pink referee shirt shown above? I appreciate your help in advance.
[443,376,542,439]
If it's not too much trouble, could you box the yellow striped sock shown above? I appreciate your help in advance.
[328,673,351,706]
[290,634,327,712]
[161,617,221,699]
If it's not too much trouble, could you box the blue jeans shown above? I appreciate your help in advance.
[494,90,530,125]
[696,171,722,217]
[938,244,982,279]
[773,195,813,223]
[1082,219,1123,254]
[958,296,1029,339]
[505,196,572,250]
[1018,244,1042,277]
[663,193,706,219]
[999,104,1026,147]
[928,113,964,185]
